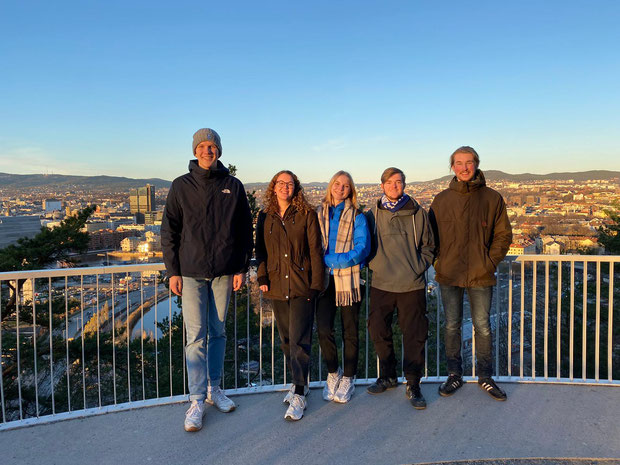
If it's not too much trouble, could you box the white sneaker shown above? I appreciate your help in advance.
[283,384,309,403]
[184,400,206,432]
[322,368,343,401]
[206,386,236,413]
[284,393,307,421]
[333,376,355,403]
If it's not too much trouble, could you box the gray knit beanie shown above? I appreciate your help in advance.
[192,128,222,156]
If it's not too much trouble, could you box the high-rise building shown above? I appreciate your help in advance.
[129,185,155,214]
[144,211,163,225]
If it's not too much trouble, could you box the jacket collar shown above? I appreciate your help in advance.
[449,169,486,194]
[188,159,229,181]
[375,197,419,215]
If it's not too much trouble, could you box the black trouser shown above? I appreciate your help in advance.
[272,297,315,387]
[368,287,428,382]
[316,276,361,378]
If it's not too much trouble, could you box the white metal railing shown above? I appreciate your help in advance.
[0,255,618,430]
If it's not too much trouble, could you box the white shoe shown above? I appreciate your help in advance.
[184,400,206,432]
[206,386,236,413]
[284,393,307,421]
[283,384,295,403]
[333,376,355,403]
[283,384,309,403]
[322,368,343,401]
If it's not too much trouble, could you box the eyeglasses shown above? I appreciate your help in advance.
[276,181,295,189]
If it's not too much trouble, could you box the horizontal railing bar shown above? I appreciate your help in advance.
[2,254,619,281]
[0,263,166,280]
[515,255,620,263]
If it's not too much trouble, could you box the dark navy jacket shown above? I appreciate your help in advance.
[161,160,253,279]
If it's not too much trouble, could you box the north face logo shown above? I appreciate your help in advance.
[222,189,231,194]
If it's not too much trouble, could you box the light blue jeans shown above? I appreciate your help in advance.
[182,275,232,402]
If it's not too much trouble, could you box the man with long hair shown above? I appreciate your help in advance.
[430,146,512,401]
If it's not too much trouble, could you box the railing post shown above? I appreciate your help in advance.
[32,278,40,417]
[556,261,562,380]
[48,277,56,415]
[595,261,601,382]
[608,262,614,383]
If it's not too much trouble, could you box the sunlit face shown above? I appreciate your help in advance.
[275,173,295,203]
[381,173,405,202]
[194,141,219,170]
[330,174,351,205]
[452,152,477,182]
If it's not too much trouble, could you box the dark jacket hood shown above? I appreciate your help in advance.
[449,169,486,194]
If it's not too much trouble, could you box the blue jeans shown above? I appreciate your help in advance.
[182,275,232,401]
[440,285,493,378]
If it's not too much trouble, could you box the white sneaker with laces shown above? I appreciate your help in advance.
[206,386,236,412]
[284,393,307,421]
[283,384,295,404]
[333,375,355,403]
[322,368,343,401]
[184,400,206,432]
[283,384,309,403]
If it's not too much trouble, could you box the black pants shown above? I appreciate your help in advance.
[316,276,361,378]
[272,297,315,387]
[368,287,428,382]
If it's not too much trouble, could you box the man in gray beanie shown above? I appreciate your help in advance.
[162,128,253,432]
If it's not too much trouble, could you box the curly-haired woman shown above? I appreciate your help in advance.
[316,171,370,403]
[256,170,324,421]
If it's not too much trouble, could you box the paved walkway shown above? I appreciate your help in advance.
[1,383,619,465]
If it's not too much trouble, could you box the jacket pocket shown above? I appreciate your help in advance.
[290,260,311,292]
[267,260,279,273]
[484,254,496,273]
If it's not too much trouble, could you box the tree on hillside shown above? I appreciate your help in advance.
[598,202,620,254]
[227,163,260,222]
[0,205,96,320]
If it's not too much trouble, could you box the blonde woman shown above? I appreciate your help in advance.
[255,170,324,421]
[316,171,370,403]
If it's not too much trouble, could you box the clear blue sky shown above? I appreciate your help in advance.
[1,1,619,184]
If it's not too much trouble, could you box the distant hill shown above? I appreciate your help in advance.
[1,170,618,191]
[0,173,171,190]
[426,170,620,184]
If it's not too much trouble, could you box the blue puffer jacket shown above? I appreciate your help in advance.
[323,201,371,272]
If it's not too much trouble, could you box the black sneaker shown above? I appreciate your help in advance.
[478,378,507,401]
[367,377,398,394]
[406,382,426,409]
[438,374,464,397]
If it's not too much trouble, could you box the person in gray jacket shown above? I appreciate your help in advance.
[365,167,435,409]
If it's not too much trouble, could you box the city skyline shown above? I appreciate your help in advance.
[2,1,620,184]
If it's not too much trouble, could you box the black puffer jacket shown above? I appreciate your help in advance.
[255,206,324,301]
[161,160,253,278]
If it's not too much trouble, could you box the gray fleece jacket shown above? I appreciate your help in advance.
[365,197,436,293]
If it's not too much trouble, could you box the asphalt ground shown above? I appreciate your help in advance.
[1,383,619,465]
